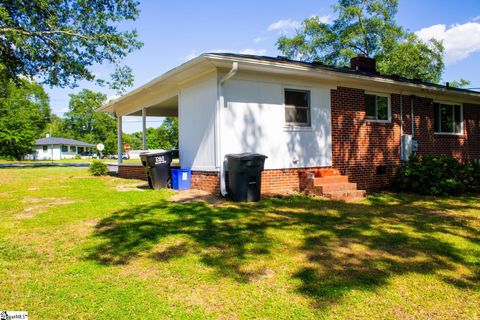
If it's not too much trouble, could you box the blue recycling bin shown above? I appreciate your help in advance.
[171,168,191,190]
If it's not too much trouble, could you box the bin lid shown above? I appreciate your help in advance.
[225,153,268,160]
[140,150,172,158]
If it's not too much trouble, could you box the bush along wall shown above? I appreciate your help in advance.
[390,155,480,196]
[89,160,109,176]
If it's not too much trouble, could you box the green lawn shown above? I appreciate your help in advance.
[0,158,142,164]
[0,158,180,166]
[1,167,479,319]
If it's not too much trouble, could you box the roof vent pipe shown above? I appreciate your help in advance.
[217,62,238,196]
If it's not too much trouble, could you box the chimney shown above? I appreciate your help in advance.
[350,54,377,73]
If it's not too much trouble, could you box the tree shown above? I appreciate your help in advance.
[64,89,117,154]
[145,117,178,150]
[43,114,72,138]
[448,79,471,89]
[0,80,50,159]
[277,0,445,83]
[376,34,444,83]
[0,0,143,88]
[123,131,143,150]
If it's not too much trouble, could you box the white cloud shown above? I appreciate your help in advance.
[239,48,267,56]
[253,37,264,44]
[315,14,332,24]
[267,14,332,34]
[416,22,480,65]
[267,18,300,32]
[60,107,69,113]
[473,16,480,22]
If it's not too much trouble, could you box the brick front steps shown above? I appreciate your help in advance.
[302,169,366,201]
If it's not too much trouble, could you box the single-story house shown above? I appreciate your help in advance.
[99,53,480,199]
[32,137,95,160]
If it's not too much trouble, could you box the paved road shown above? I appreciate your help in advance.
[0,162,118,172]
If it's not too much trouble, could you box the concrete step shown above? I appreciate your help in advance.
[315,182,357,194]
[313,175,349,185]
[323,189,366,202]
[314,168,341,177]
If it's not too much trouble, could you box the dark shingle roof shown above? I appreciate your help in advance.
[35,137,95,147]
[207,53,480,95]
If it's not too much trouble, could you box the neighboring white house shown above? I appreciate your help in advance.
[32,137,95,160]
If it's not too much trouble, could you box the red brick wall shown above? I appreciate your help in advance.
[190,171,220,194]
[331,87,403,189]
[331,87,480,190]
[261,167,326,195]
[408,98,480,160]
[117,166,221,194]
[118,165,147,180]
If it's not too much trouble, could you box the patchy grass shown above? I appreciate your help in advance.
[0,167,479,319]
[0,158,179,165]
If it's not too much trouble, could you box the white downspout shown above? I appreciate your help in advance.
[217,62,238,196]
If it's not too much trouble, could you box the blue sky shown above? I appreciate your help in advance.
[46,0,480,133]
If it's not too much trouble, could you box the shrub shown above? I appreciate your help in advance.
[74,154,81,159]
[391,155,480,196]
[89,160,108,176]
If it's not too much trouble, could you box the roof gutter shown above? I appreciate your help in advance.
[204,54,480,103]
[217,62,238,196]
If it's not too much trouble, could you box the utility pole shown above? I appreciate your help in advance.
[50,126,53,164]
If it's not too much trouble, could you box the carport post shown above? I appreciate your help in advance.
[117,115,123,165]
[142,108,147,150]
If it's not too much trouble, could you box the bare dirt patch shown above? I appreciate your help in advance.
[169,189,225,205]
[116,183,147,192]
[19,197,78,218]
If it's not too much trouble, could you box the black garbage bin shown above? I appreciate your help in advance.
[140,151,173,189]
[225,153,268,202]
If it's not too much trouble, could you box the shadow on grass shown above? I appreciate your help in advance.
[86,193,480,306]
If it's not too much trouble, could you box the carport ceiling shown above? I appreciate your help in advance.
[128,95,178,117]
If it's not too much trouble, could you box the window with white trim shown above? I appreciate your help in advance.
[61,145,68,152]
[434,102,462,134]
[365,93,390,121]
[284,89,311,126]
[42,145,48,151]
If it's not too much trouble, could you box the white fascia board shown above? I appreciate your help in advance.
[204,54,480,104]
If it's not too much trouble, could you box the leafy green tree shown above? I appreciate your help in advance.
[0,0,142,88]
[43,114,72,139]
[448,79,471,89]
[0,80,50,159]
[146,117,178,150]
[277,0,445,83]
[64,89,117,154]
[376,34,444,83]
[123,131,143,150]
